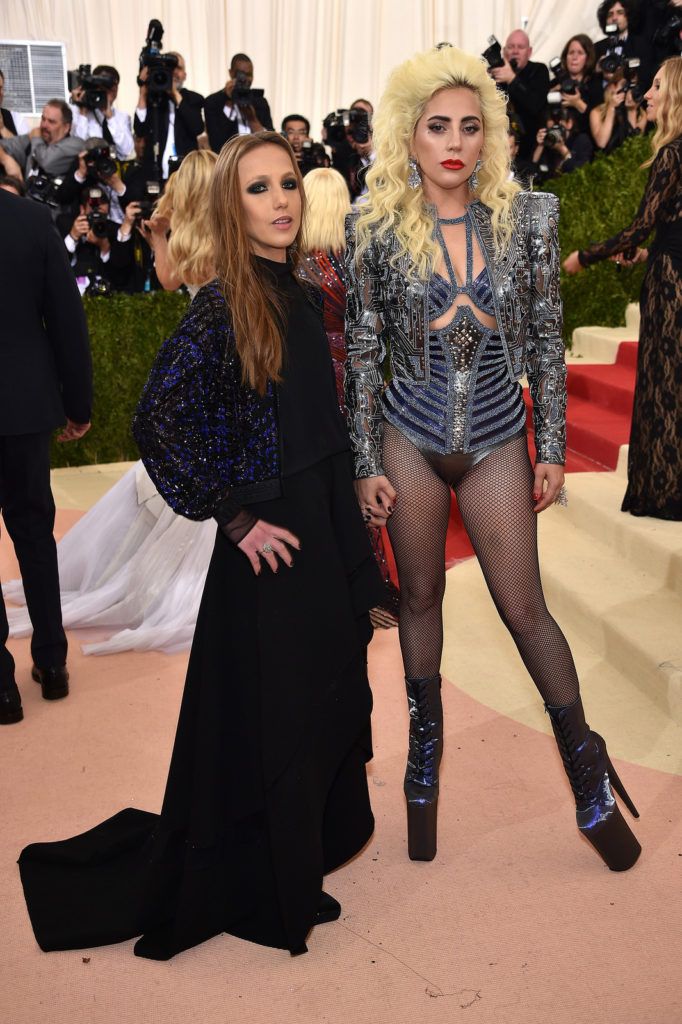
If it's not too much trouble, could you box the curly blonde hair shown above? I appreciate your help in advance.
[644,56,682,167]
[154,149,218,286]
[355,45,520,281]
[301,168,351,254]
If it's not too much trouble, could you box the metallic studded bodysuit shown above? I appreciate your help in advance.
[382,211,527,466]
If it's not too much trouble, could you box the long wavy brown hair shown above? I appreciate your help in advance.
[210,132,305,394]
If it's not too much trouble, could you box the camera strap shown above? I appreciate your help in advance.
[95,109,115,148]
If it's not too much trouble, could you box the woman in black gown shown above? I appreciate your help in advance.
[564,57,682,521]
[18,132,382,959]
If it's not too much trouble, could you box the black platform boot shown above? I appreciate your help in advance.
[404,674,443,862]
[546,697,641,871]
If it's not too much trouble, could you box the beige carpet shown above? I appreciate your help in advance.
[1,472,681,1024]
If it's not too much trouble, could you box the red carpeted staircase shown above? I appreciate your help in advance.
[384,340,639,579]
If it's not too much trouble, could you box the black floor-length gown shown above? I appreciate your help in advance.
[18,259,383,959]
[580,136,682,520]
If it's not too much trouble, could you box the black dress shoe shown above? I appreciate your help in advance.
[315,891,341,924]
[0,683,24,724]
[32,664,69,701]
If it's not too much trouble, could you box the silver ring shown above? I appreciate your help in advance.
[261,543,273,554]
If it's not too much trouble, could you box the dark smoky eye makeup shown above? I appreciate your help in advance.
[246,181,267,193]
[282,178,298,189]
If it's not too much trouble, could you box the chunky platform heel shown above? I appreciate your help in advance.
[404,674,443,861]
[546,698,641,872]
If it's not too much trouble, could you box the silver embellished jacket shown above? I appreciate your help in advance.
[344,191,567,478]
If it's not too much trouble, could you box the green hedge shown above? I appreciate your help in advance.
[51,290,189,468]
[540,133,650,343]
[52,137,652,467]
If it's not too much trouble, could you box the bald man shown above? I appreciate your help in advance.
[490,29,550,160]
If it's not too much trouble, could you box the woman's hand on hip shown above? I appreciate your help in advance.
[238,519,301,575]
[354,475,397,527]
[533,463,565,512]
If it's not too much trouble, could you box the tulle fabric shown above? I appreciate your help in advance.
[3,462,216,655]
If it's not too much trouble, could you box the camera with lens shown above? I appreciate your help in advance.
[482,35,505,70]
[134,180,162,222]
[620,58,645,104]
[67,64,115,112]
[138,19,179,106]
[231,69,265,107]
[544,125,566,148]
[548,57,578,95]
[300,141,330,176]
[601,24,626,76]
[84,141,117,180]
[85,187,109,238]
[322,109,370,147]
[26,172,64,206]
[85,274,112,298]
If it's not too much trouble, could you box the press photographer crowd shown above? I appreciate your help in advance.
[0,0,680,298]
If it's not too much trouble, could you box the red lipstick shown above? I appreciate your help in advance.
[441,159,465,170]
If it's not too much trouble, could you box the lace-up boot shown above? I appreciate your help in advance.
[404,674,443,861]
[546,697,641,871]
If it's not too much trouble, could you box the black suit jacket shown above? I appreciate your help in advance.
[503,60,551,158]
[0,191,92,434]
[204,89,273,152]
[134,88,205,177]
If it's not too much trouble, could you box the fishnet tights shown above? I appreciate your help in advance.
[383,424,580,708]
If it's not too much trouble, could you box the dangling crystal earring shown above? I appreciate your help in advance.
[408,157,422,190]
[469,158,482,192]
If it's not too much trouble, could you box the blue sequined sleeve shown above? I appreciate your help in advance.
[133,287,240,521]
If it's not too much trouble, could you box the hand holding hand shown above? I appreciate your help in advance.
[237,519,301,576]
[354,475,397,528]
[533,463,565,512]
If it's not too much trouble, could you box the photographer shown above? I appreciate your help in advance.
[57,138,129,225]
[552,35,603,133]
[637,0,682,86]
[70,64,133,160]
[0,69,29,138]
[323,101,373,199]
[590,72,647,153]
[57,185,131,294]
[488,30,550,159]
[282,114,311,162]
[0,101,88,210]
[531,107,594,179]
[134,39,204,181]
[595,2,645,77]
[204,53,273,152]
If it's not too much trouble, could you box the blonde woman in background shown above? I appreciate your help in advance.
[3,151,220,655]
[345,44,641,868]
[299,167,399,626]
[589,74,648,153]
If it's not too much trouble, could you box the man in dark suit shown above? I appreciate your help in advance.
[134,51,204,180]
[0,190,92,723]
[489,30,551,160]
[205,53,274,153]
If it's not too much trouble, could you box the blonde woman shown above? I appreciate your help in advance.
[589,75,648,152]
[346,45,641,868]
[565,57,682,520]
[4,150,220,655]
[299,167,399,625]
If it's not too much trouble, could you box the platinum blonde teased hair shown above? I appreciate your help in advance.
[355,45,520,280]
[301,168,351,254]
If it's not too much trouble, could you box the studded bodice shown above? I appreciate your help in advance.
[382,211,527,455]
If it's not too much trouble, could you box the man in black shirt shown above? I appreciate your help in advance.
[489,30,550,160]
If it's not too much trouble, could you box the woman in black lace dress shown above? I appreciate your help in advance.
[564,57,682,521]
